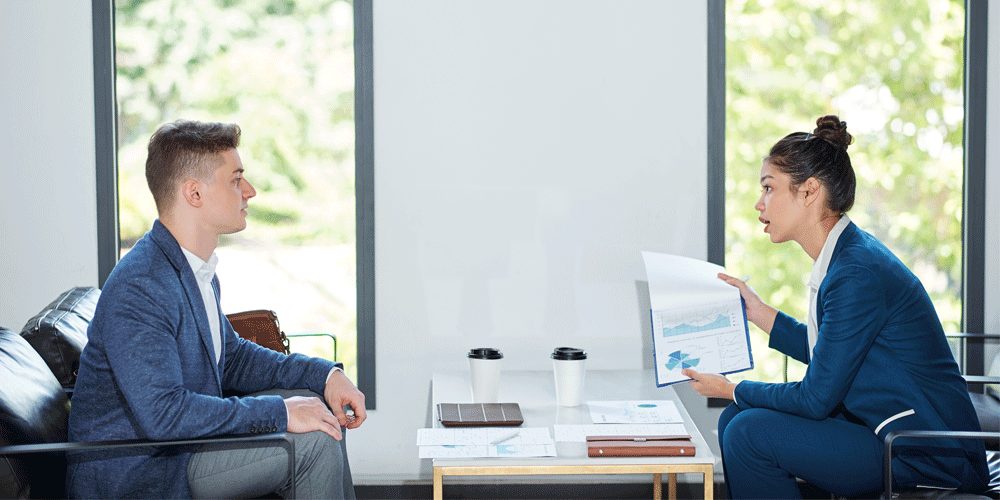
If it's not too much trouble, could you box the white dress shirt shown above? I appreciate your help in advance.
[181,247,223,363]
[181,248,343,422]
[806,215,852,361]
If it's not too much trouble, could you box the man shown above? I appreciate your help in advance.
[67,120,366,498]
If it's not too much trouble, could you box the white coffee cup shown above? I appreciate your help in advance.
[468,348,503,403]
[551,347,587,407]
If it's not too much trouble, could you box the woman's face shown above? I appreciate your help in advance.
[755,161,807,244]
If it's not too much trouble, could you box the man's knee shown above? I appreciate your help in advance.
[292,429,349,477]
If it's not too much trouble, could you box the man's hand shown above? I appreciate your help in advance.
[324,369,367,430]
[285,396,344,440]
[682,368,737,401]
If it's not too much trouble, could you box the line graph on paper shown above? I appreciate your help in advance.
[657,305,736,338]
[650,299,753,385]
[717,331,751,371]
[642,252,755,386]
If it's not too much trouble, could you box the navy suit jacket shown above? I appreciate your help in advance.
[734,222,989,492]
[67,220,340,498]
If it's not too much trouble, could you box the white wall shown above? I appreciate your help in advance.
[0,0,99,328]
[356,0,708,482]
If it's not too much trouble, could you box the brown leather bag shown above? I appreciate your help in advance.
[226,309,289,354]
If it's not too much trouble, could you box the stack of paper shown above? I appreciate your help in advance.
[417,427,556,458]
[553,400,688,443]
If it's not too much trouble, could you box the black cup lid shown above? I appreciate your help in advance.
[551,347,587,360]
[468,347,503,359]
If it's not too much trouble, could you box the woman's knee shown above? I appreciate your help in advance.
[721,408,773,457]
[717,403,741,435]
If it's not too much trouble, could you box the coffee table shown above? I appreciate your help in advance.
[430,370,715,500]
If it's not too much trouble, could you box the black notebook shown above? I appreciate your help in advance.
[437,403,524,427]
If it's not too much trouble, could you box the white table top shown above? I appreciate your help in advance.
[431,369,716,468]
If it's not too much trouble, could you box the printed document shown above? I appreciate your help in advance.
[416,427,556,458]
[588,400,682,424]
[641,251,753,386]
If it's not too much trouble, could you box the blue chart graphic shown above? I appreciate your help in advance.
[664,350,700,371]
[662,312,731,337]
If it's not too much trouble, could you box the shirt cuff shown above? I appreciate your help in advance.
[733,380,743,408]
[285,367,344,424]
[326,366,343,384]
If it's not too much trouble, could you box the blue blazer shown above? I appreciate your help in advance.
[67,220,340,498]
[734,222,988,492]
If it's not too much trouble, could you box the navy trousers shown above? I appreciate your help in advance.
[718,403,883,499]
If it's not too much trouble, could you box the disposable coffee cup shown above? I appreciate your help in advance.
[468,348,503,403]
[551,347,587,407]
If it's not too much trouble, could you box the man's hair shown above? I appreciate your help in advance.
[145,120,241,214]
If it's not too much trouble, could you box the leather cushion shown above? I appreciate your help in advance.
[969,392,999,435]
[0,328,70,498]
[20,286,99,388]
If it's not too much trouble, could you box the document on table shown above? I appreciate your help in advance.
[553,424,688,442]
[417,427,556,458]
[642,251,754,386]
[588,400,683,424]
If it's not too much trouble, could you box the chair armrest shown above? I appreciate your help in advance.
[964,375,1000,386]
[0,432,296,498]
[946,333,1000,340]
[286,331,337,361]
[882,429,998,498]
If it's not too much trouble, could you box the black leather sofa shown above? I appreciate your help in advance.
[0,287,293,499]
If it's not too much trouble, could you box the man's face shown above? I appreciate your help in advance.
[198,148,256,235]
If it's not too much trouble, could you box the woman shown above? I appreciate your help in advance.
[683,116,988,498]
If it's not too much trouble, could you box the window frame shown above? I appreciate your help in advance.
[94,0,378,409]
[706,0,989,381]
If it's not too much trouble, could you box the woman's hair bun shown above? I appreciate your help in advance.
[813,115,853,150]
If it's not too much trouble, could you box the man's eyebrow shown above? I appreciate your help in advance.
[233,168,245,175]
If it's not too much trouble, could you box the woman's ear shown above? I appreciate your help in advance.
[801,177,823,207]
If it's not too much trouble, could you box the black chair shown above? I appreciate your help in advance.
[0,327,296,498]
[882,332,1000,499]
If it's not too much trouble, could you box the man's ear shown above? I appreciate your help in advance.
[181,179,203,208]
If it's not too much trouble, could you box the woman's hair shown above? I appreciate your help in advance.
[765,115,855,214]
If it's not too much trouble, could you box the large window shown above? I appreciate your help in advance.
[723,0,967,383]
[114,0,361,383]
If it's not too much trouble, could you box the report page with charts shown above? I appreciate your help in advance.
[641,251,754,386]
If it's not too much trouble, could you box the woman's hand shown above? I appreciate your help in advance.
[718,272,778,334]
[682,368,737,400]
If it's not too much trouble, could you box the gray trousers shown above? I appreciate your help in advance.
[187,390,355,499]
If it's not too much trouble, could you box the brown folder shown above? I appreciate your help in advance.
[586,435,695,457]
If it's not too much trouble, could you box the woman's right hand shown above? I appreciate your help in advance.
[718,272,778,334]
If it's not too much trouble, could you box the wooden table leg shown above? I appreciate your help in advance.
[703,470,713,500]
[653,473,662,500]
[668,472,677,500]
[433,467,443,500]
